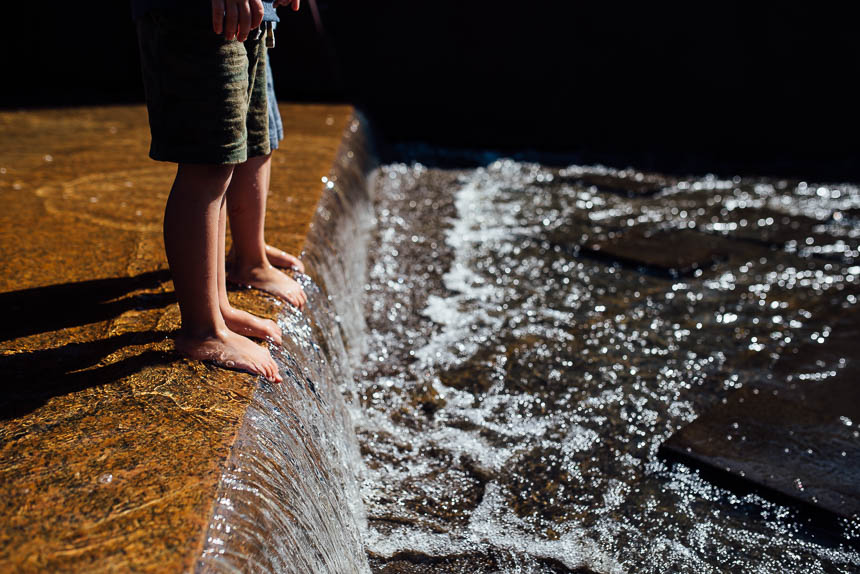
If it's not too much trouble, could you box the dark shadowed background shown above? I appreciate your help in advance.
[1,1,857,178]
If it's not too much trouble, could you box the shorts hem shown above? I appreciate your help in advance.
[149,146,248,165]
[246,143,273,159]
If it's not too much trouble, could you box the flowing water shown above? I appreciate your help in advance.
[355,158,860,573]
[197,119,374,574]
[192,129,859,574]
[198,280,370,574]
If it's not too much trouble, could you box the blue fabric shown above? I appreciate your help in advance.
[265,50,284,151]
[132,0,279,22]
[262,2,279,22]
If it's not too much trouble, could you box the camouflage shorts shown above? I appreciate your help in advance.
[136,4,270,164]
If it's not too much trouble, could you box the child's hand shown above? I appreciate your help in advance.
[273,0,300,11]
[212,0,265,41]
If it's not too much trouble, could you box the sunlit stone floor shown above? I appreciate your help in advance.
[0,103,352,572]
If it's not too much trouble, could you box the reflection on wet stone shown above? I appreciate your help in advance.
[662,308,860,519]
[702,206,826,248]
[577,229,739,278]
[439,346,498,396]
[368,552,594,574]
[534,169,672,198]
[502,445,584,525]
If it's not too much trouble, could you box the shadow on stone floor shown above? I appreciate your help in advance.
[0,269,180,420]
[0,269,174,343]
[0,331,176,420]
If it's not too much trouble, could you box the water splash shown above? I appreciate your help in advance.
[197,118,375,573]
[357,159,860,573]
[198,282,369,574]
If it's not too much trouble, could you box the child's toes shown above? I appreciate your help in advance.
[265,320,282,344]
[290,292,304,310]
[269,361,282,383]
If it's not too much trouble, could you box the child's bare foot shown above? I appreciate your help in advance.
[226,245,305,273]
[228,264,308,310]
[265,244,305,273]
[176,328,283,383]
[222,305,283,345]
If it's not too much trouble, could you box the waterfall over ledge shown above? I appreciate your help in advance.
[197,115,376,573]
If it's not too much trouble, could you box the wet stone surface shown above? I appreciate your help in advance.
[356,159,860,573]
[538,169,673,198]
[662,308,860,519]
[700,206,828,249]
[0,104,354,572]
[575,229,739,278]
[368,551,594,574]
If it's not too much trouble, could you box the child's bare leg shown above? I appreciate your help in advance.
[226,157,305,272]
[259,158,305,272]
[165,163,282,383]
[226,154,308,309]
[216,197,283,345]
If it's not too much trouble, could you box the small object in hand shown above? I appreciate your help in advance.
[265,21,275,48]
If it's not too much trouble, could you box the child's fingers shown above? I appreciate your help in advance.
[211,0,225,34]
[224,3,239,40]
[250,0,264,29]
[237,0,251,41]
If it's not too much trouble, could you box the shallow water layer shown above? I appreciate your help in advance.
[196,118,374,574]
[197,279,370,574]
[356,160,860,573]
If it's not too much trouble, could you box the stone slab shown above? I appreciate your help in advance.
[0,104,354,572]
[576,228,740,278]
[661,309,860,519]
[703,206,831,249]
[545,171,670,197]
[576,171,668,197]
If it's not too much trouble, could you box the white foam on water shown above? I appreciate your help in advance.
[356,160,860,573]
